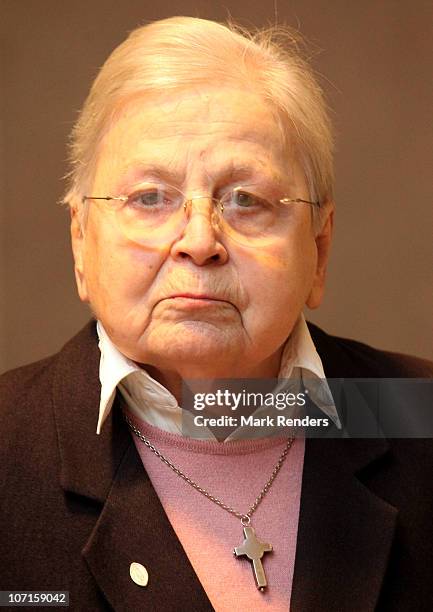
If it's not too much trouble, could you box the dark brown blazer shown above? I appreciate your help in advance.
[1,321,433,611]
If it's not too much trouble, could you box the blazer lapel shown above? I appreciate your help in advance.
[291,323,399,611]
[290,435,397,612]
[81,434,213,611]
[52,322,213,611]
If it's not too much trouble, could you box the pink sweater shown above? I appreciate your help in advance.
[127,411,305,611]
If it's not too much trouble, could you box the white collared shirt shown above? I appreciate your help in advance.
[96,315,340,439]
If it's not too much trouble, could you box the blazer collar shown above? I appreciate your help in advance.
[52,321,131,503]
[52,321,397,611]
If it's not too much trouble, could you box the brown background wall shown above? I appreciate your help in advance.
[1,0,432,374]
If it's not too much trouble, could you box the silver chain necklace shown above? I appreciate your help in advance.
[125,414,295,591]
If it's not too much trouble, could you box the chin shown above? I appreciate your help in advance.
[143,321,242,373]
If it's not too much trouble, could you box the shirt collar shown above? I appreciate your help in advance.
[96,322,176,434]
[96,315,341,435]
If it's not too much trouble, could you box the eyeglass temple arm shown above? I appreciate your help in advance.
[279,197,320,207]
[81,196,127,203]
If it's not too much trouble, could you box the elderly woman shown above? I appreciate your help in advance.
[1,16,432,612]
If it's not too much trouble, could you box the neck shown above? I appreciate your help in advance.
[142,348,283,405]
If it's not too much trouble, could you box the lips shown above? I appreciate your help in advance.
[154,292,235,310]
[167,293,228,302]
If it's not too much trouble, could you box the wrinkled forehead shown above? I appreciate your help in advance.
[105,87,290,143]
[92,87,299,191]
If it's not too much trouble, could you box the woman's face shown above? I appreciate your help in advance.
[71,87,333,381]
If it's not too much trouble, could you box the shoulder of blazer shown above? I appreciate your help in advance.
[0,320,100,475]
[0,321,96,414]
[307,321,433,378]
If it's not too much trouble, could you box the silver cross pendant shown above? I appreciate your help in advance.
[233,523,273,591]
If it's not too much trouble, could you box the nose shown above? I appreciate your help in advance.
[170,198,228,266]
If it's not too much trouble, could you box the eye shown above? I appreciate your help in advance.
[227,190,269,209]
[125,185,179,210]
[128,189,163,208]
[137,191,161,206]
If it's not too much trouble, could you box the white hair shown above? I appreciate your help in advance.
[64,16,334,225]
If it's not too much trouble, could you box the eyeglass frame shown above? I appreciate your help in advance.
[81,188,320,211]
[78,186,322,246]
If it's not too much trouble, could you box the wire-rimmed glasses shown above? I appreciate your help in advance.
[82,183,320,247]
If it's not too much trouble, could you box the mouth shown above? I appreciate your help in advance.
[168,293,228,302]
[157,293,233,309]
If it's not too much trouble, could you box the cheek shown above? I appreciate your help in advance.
[82,222,163,322]
[239,234,317,323]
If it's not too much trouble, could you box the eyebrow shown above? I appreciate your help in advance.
[208,162,269,184]
[118,162,184,187]
[117,159,288,191]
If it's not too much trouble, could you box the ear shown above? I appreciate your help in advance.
[306,200,334,309]
[70,206,89,303]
